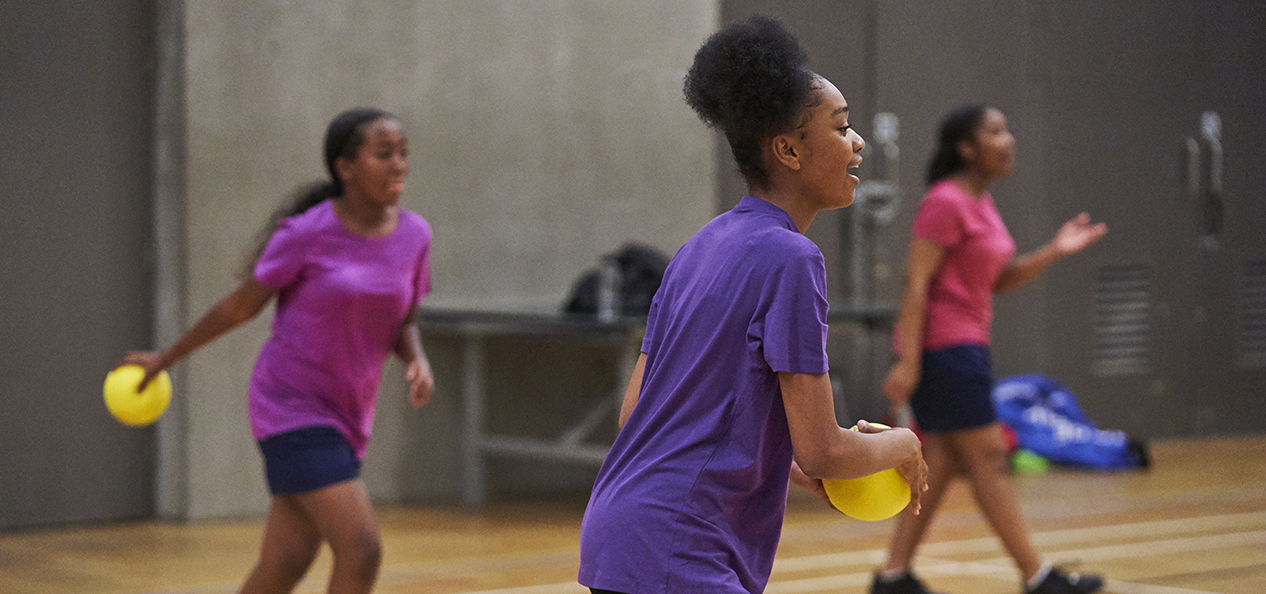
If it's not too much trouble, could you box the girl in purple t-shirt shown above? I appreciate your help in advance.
[119,108,434,594]
[874,106,1108,594]
[579,17,928,594]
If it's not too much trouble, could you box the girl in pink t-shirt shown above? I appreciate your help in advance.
[873,106,1108,594]
[119,108,433,594]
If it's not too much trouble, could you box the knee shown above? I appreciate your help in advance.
[956,436,1010,479]
[259,539,320,584]
[968,444,1011,478]
[335,532,383,580]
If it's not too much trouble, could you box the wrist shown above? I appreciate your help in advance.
[1041,241,1066,261]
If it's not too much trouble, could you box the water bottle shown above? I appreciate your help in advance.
[597,256,620,322]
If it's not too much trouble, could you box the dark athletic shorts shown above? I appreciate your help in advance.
[909,344,998,432]
[258,425,360,496]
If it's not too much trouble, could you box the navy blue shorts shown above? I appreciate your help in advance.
[258,426,360,496]
[909,345,997,433]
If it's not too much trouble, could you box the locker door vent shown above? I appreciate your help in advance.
[1240,259,1266,367]
[1091,265,1151,376]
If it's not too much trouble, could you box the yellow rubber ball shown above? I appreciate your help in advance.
[822,424,912,521]
[103,365,171,427]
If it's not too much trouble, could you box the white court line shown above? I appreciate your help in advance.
[151,513,1264,594]
[445,531,1266,594]
[773,510,1266,572]
[452,583,589,594]
[766,531,1266,594]
[1100,581,1234,594]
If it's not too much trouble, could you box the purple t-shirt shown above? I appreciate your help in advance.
[579,197,830,594]
[249,200,432,458]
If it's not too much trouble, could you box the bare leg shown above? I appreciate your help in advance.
[947,423,1043,580]
[292,479,382,594]
[883,432,958,573]
[239,496,322,594]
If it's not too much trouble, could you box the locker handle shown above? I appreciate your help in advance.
[1184,137,1200,201]
[1200,112,1224,248]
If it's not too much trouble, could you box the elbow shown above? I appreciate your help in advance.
[793,441,847,480]
[794,455,827,479]
[994,274,1022,293]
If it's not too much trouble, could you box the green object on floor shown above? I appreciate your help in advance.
[1011,448,1050,474]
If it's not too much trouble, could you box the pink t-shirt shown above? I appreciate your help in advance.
[249,200,432,458]
[907,180,1015,350]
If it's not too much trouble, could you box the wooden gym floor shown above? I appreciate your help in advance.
[1,435,1263,594]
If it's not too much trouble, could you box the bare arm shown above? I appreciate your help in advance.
[396,307,434,408]
[781,371,927,512]
[994,212,1108,293]
[617,352,647,430]
[881,237,946,410]
[120,277,275,389]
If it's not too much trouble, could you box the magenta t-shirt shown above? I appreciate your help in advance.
[907,180,1016,350]
[249,200,432,458]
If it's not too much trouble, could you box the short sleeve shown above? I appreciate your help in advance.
[912,191,964,247]
[254,218,306,290]
[641,296,661,354]
[760,248,829,374]
[413,234,433,305]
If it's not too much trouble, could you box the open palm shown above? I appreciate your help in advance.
[1052,212,1108,256]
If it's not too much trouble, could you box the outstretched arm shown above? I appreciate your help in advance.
[994,212,1107,293]
[120,277,275,390]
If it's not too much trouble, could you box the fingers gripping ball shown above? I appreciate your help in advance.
[822,423,912,521]
[104,365,171,427]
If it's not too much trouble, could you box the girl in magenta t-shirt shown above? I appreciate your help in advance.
[120,108,434,594]
[873,106,1108,594]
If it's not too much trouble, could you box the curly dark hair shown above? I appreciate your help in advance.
[684,16,819,189]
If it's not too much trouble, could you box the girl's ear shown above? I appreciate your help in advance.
[334,155,355,184]
[956,138,977,165]
[770,134,802,171]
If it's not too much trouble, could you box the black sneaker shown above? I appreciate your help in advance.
[1026,567,1104,594]
[871,572,944,594]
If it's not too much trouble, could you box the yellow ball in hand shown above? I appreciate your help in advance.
[822,423,912,521]
[103,365,171,427]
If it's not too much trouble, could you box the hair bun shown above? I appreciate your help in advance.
[683,16,816,187]
[684,16,810,132]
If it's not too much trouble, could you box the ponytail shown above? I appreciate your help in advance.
[925,104,989,186]
[239,107,395,279]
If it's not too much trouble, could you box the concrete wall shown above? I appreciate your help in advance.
[164,1,718,519]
